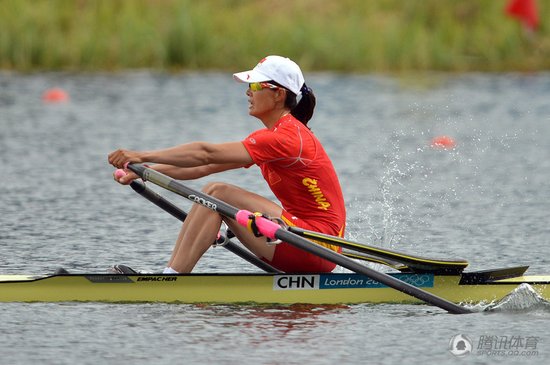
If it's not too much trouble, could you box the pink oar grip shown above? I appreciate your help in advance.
[235,210,252,226]
[114,169,126,179]
[254,216,279,240]
[235,210,279,240]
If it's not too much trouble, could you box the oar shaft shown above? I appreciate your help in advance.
[130,180,186,221]
[129,180,280,273]
[127,164,471,314]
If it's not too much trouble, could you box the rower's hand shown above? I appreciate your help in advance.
[108,149,143,168]
[113,169,139,185]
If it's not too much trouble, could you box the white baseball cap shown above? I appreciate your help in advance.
[233,55,305,95]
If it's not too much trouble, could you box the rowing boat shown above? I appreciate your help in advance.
[3,165,546,311]
[1,266,548,304]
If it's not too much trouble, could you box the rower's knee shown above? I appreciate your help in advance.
[202,182,233,199]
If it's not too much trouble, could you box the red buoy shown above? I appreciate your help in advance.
[43,88,69,103]
[431,135,456,149]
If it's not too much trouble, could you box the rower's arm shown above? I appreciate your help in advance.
[108,141,255,177]
[143,141,252,168]
[151,162,245,180]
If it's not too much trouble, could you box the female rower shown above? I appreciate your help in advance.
[108,55,346,273]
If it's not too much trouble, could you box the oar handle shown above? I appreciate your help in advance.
[235,210,279,239]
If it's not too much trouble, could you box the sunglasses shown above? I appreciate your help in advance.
[248,82,279,92]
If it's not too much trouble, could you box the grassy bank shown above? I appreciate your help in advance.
[1,0,549,72]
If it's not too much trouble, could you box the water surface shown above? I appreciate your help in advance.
[1,71,549,364]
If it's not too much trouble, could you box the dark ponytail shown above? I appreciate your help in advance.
[289,84,316,126]
[269,80,316,126]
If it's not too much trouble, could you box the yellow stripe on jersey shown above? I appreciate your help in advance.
[280,215,342,252]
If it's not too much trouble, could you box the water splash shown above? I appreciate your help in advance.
[462,284,550,313]
[486,284,550,312]
[349,130,452,250]
[348,121,522,256]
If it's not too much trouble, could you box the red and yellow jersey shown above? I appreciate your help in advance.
[242,115,346,249]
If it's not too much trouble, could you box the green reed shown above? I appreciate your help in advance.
[1,0,548,72]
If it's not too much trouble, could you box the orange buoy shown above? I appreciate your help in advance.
[431,135,456,149]
[43,88,69,103]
